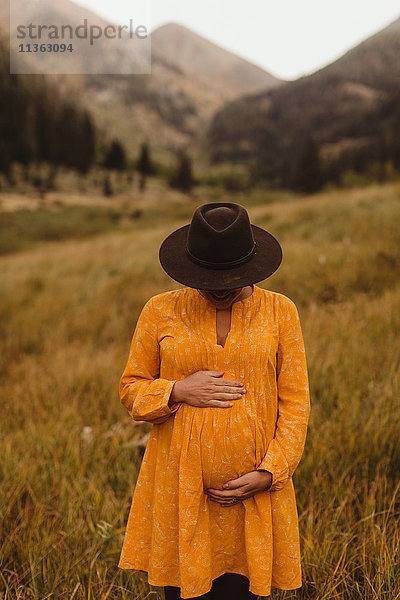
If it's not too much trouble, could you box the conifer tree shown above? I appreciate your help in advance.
[169,151,195,193]
[103,140,127,171]
[76,111,96,175]
[292,137,323,193]
[136,141,154,192]
[137,142,154,176]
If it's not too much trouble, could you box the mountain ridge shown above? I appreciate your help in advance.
[206,15,400,187]
[0,0,282,161]
[150,21,282,98]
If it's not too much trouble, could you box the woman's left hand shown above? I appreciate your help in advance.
[205,470,272,505]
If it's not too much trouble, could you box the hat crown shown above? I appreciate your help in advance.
[186,203,255,267]
[158,200,282,290]
[204,206,238,230]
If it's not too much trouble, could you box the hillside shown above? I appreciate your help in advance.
[0,0,281,162]
[207,16,400,187]
[150,22,280,99]
[0,37,98,180]
[82,22,282,160]
[1,181,399,597]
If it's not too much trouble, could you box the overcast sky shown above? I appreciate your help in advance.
[75,0,400,80]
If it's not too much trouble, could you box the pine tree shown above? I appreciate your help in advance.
[103,140,127,171]
[292,138,323,193]
[169,151,195,193]
[137,142,154,176]
[75,110,96,175]
[136,141,154,192]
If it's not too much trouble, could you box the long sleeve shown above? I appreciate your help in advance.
[119,296,181,425]
[257,295,310,491]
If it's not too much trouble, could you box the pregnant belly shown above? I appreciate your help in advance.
[198,408,258,490]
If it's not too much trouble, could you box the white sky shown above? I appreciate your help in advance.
[74,0,400,80]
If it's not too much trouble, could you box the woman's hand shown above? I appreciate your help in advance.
[205,470,272,505]
[169,370,246,408]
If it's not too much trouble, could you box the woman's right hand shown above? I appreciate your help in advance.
[169,370,246,409]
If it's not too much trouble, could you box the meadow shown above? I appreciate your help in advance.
[0,178,399,599]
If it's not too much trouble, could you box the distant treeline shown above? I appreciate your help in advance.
[0,36,197,195]
[207,74,400,193]
[207,16,400,194]
[0,41,96,179]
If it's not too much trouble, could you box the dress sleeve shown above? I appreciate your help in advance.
[119,296,181,425]
[256,295,310,491]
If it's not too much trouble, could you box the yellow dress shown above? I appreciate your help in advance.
[118,284,310,599]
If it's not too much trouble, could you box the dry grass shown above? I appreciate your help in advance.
[0,180,399,599]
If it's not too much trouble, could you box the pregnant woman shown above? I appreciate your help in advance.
[118,202,310,600]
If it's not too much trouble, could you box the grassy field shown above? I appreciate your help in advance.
[0,178,399,599]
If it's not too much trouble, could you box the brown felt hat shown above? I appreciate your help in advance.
[159,202,282,290]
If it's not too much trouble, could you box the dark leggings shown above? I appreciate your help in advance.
[164,572,259,600]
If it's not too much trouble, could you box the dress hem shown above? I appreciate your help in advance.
[118,562,302,598]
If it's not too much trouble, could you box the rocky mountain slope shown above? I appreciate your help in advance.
[0,0,282,162]
[207,16,400,186]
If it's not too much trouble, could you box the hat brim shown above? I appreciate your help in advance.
[159,224,282,290]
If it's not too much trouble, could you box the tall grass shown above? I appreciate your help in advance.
[0,182,399,599]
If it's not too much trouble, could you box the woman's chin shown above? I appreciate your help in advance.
[209,296,236,308]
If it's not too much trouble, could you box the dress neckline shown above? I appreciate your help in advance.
[193,284,259,350]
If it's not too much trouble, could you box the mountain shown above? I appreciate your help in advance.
[207,15,400,187]
[82,21,281,159]
[1,0,107,32]
[1,0,148,77]
[317,17,400,88]
[0,0,282,162]
[150,22,280,100]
